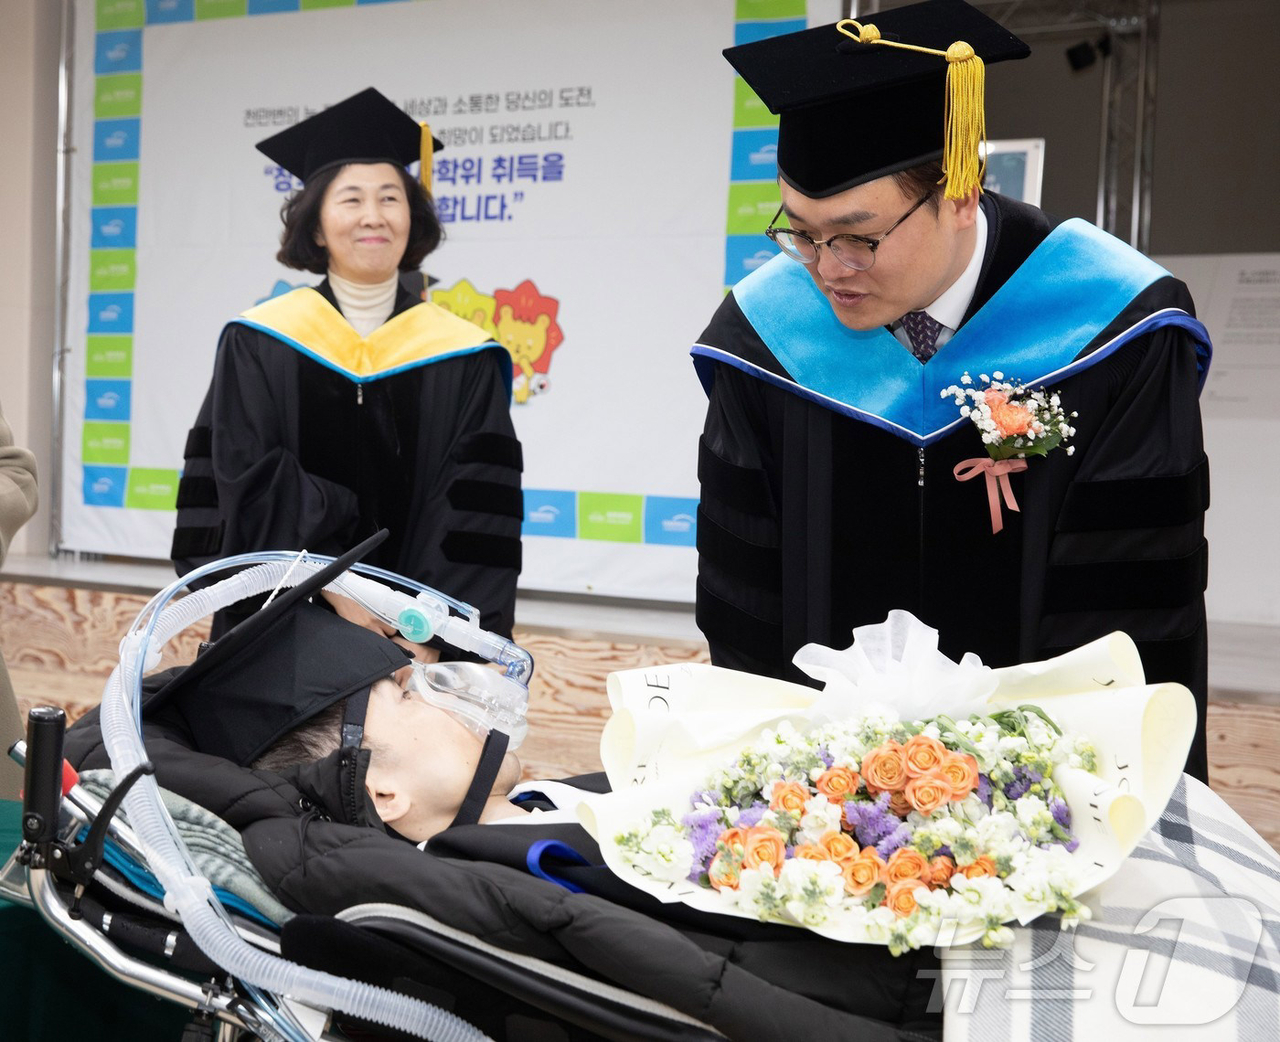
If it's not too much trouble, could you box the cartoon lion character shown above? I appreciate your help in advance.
[493,280,564,404]
[430,278,497,337]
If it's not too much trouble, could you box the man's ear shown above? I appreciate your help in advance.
[948,186,981,231]
[365,763,410,826]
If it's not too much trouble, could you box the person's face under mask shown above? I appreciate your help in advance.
[360,678,523,842]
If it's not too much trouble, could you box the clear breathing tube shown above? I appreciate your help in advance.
[100,551,533,1041]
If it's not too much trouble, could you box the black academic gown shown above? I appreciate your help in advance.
[173,279,523,639]
[694,194,1213,781]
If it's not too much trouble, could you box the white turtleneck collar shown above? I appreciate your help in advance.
[327,270,399,337]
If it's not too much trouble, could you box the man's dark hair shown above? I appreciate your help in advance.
[275,163,443,275]
[890,161,946,215]
[251,699,346,773]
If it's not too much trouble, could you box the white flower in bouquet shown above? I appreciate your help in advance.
[797,795,844,845]
[779,858,844,927]
[629,823,695,883]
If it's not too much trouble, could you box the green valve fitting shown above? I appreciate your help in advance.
[397,607,433,644]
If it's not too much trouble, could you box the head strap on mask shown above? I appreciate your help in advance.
[341,684,372,749]
[448,730,510,829]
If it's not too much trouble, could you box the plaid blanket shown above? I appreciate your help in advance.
[941,776,1280,1040]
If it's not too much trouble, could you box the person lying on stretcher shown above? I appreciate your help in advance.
[61,581,942,1040]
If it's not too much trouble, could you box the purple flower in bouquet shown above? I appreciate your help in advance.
[875,821,914,859]
[846,792,900,847]
[1049,796,1071,830]
[1004,766,1039,800]
[975,775,993,807]
[737,802,768,829]
[816,744,835,769]
[681,804,724,871]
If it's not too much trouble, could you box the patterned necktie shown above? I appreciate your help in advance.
[901,310,943,363]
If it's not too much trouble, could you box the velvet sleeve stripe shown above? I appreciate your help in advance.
[441,531,522,570]
[174,475,218,510]
[452,431,523,471]
[1056,457,1210,533]
[170,523,223,562]
[447,479,524,520]
[695,579,784,662]
[1045,541,1208,612]
[695,506,781,587]
[698,437,774,518]
[183,425,212,459]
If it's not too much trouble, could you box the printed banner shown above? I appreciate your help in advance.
[61,0,839,601]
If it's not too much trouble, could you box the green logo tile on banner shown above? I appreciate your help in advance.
[578,492,643,543]
[92,162,140,207]
[97,0,145,30]
[86,336,134,378]
[83,422,131,465]
[196,0,247,18]
[301,0,355,8]
[726,182,781,236]
[95,74,143,119]
[89,250,137,292]
[733,77,778,129]
[735,0,805,18]
[125,469,179,510]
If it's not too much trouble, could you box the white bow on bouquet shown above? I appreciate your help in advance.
[582,612,1196,950]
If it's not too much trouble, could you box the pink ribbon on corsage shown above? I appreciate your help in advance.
[953,457,1029,534]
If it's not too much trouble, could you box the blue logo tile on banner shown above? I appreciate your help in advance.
[94,118,141,162]
[644,497,698,546]
[146,0,195,22]
[83,466,128,507]
[94,31,143,75]
[87,293,135,335]
[734,19,807,47]
[724,235,776,286]
[248,0,299,11]
[91,207,138,249]
[730,129,779,182]
[85,380,133,422]
[522,489,577,539]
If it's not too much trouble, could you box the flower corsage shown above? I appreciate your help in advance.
[941,372,1078,533]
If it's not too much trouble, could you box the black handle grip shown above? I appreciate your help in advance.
[22,706,67,845]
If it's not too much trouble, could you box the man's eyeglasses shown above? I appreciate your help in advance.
[765,192,934,272]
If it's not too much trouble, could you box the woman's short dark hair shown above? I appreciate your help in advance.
[275,163,443,275]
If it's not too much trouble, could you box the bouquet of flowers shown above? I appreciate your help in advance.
[586,614,1196,954]
[613,704,1098,955]
[940,371,1077,462]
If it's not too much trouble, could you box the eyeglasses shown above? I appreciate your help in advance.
[765,192,934,271]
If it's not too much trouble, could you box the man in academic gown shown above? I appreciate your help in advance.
[693,1,1213,780]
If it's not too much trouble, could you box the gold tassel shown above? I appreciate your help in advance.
[419,121,434,194]
[835,20,988,198]
[942,42,985,199]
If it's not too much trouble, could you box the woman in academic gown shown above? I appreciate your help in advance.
[172,89,522,644]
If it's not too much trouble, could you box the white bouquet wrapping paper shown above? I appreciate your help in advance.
[579,612,1196,946]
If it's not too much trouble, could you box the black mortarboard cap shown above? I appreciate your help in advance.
[724,0,1030,198]
[149,533,410,767]
[256,87,444,186]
